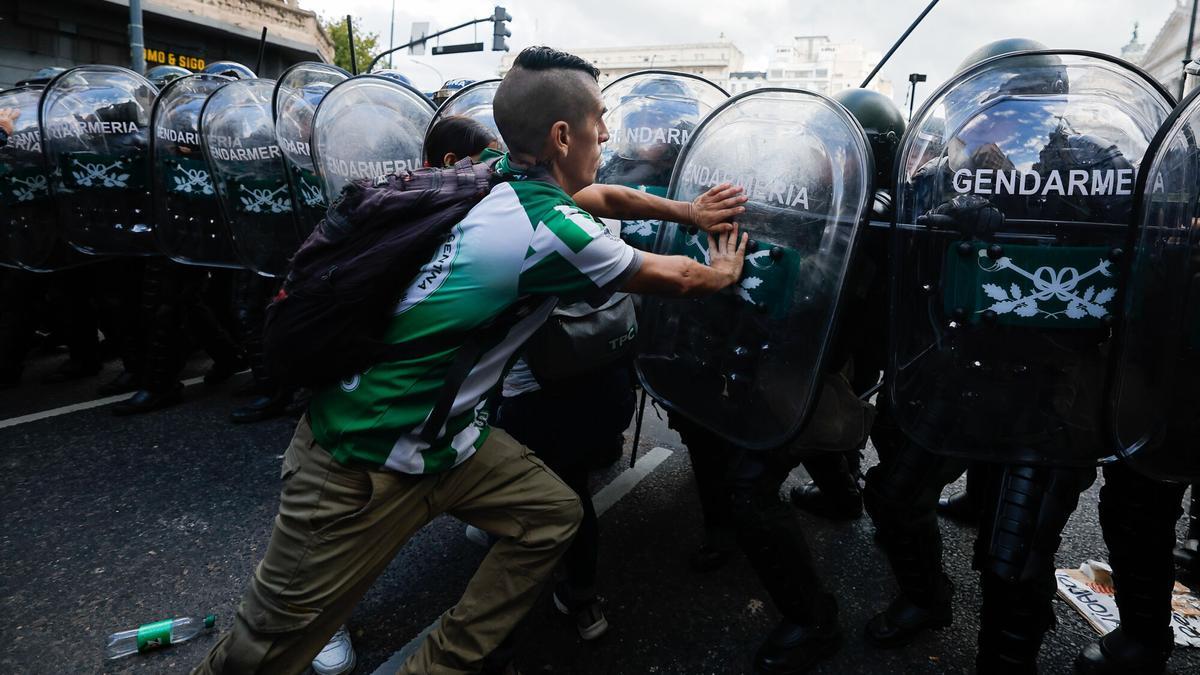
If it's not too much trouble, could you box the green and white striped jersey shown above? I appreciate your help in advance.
[308,154,641,473]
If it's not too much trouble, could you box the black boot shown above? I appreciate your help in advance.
[864,522,953,648]
[112,382,184,416]
[97,370,140,397]
[231,390,291,424]
[1075,627,1171,675]
[754,594,841,675]
[937,489,977,523]
[795,452,864,521]
[790,482,863,521]
[975,572,1055,675]
[864,574,953,648]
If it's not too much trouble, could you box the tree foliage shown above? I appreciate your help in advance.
[321,16,379,74]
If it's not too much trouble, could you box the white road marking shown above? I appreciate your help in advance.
[0,375,210,430]
[370,446,675,675]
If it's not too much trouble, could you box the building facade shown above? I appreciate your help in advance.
[766,35,893,98]
[1133,1,1200,98]
[500,42,746,91]
[728,70,767,95]
[1,0,333,89]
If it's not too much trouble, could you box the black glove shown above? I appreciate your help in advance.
[918,194,1004,237]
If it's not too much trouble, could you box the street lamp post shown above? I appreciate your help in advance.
[129,0,145,75]
[908,73,926,120]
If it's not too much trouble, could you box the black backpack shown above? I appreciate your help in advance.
[262,158,502,388]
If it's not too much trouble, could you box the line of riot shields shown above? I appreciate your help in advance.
[596,56,1198,486]
[2,51,1197,484]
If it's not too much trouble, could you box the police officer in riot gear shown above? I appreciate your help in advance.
[1074,70,1200,675]
[789,87,907,521]
[204,61,257,81]
[639,84,880,673]
[867,40,1172,674]
[110,63,249,414]
[147,65,192,89]
[203,67,307,423]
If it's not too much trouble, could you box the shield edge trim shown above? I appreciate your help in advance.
[426,78,503,141]
[197,77,297,278]
[1104,81,1200,477]
[271,61,352,121]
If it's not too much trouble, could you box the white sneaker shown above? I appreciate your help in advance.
[312,624,356,675]
[465,524,496,548]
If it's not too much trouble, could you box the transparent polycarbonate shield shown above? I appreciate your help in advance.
[427,79,504,150]
[598,71,728,251]
[150,74,241,268]
[636,89,873,450]
[39,66,158,256]
[889,51,1173,466]
[311,75,435,202]
[201,79,298,277]
[1108,87,1200,481]
[273,63,350,237]
[0,85,88,271]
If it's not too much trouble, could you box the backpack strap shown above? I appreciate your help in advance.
[418,296,541,445]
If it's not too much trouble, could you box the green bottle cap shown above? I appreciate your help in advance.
[203,614,216,629]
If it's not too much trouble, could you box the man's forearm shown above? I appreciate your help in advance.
[621,253,736,297]
[574,184,691,224]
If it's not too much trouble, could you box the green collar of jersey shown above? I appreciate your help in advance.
[490,151,562,190]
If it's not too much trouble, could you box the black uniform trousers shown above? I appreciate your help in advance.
[1096,462,1189,657]
[865,433,1096,672]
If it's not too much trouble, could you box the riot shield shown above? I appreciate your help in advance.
[200,79,298,277]
[889,51,1173,466]
[636,89,874,450]
[150,73,241,268]
[1108,86,1200,481]
[427,79,504,149]
[598,71,728,251]
[273,63,350,237]
[0,85,88,271]
[39,66,158,256]
[311,75,435,202]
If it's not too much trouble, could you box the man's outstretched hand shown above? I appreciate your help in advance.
[707,222,748,287]
[690,183,747,234]
[0,108,19,137]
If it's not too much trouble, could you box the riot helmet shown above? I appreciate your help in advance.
[611,76,702,163]
[374,70,415,88]
[15,67,66,87]
[833,88,905,188]
[203,61,256,80]
[434,78,475,107]
[956,38,1048,73]
[146,65,192,89]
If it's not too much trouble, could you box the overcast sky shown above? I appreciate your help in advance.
[303,0,1183,108]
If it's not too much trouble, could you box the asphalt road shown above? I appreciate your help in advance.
[1,349,1197,674]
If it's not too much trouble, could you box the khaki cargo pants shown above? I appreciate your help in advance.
[192,417,582,675]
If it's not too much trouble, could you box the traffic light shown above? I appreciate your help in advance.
[492,6,512,52]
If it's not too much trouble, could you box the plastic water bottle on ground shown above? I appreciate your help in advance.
[105,614,216,659]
